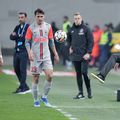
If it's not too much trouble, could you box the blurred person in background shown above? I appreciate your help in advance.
[98,24,112,71]
[108,22,114,31]
[63,16,71,33]
[0,45,3,73]
[62,16,72,70]
[107,23,113,58]
[50,21,59,65]
[51,21,59,34]
[89,25,102,67]
[67,12,93,99]
[10,12,30,94]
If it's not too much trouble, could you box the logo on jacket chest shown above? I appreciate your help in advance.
[71,30,74,33]
[33,29,48,38]
[78,28,84,35]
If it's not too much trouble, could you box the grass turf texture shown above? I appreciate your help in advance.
[0,66,120,120]
[0,74,69,120]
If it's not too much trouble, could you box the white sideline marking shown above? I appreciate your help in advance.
[65,114,72,117]
[55,107,78,120]
[70,118,77,120]
[2,69,76,77]
[54,104,120,120]
[56,108,62,111]
[61,111,68,114]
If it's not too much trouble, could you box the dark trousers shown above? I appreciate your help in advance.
[73,61,91,95]
[100,53,120,79]
[81,60,91,91]
[13,52,28,89]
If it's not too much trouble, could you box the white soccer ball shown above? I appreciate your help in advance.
[54,30,67,43]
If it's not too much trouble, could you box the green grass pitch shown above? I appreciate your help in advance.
[0,66,120,120]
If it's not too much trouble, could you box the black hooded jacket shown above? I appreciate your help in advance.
[67,22,93,61]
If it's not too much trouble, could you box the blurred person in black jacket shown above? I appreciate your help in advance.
[67,12,93,99]
[10,12,30,94]
[62,16,72,68]
[50,21,59,65]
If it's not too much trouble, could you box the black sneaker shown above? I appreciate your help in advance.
[87,89,92,99]
[18,87,31,94]
[13,87,22,94]
[91,73,105,84]
[73,93,85,99]
[88,94,92,99]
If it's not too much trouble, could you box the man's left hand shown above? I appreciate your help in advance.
[83,53,90,60]
[0,56,3,66]
[54,53,59,64]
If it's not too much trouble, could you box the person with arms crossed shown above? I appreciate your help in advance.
[67,12,93,99]
[10,12,30,94]
[25,8,59,107]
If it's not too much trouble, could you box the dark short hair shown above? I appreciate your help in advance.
[18,12,27,17]
[34,8,45,16]
[74,12,80,16]
[64,16,69,20]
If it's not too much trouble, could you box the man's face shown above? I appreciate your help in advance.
[74,15,82,25]
[35,13,44,25]
[18,14,26,24]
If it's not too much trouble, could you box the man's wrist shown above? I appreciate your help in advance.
[54,53,58,56]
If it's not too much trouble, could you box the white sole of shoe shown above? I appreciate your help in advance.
[18,89,31,95]
[34,105,40,107]
[80,97,85,99]
[41,99,53,108]
[91,73,105,84]
[73,97,85,100]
